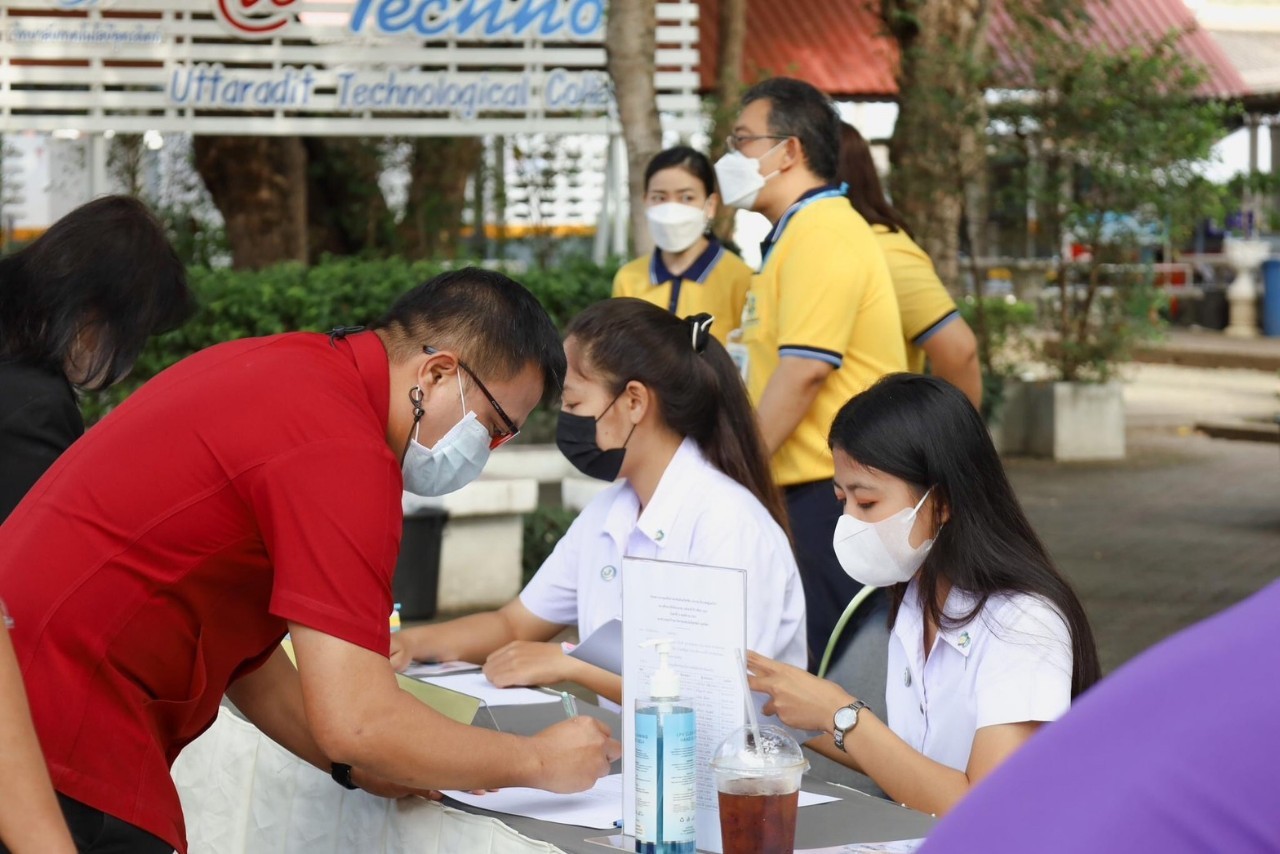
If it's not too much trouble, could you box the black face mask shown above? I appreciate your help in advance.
[556,391,634,482]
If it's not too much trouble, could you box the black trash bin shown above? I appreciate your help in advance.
[393,508,448,621]
[1197,284,1228,330]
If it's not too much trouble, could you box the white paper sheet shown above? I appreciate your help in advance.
[621,557,748,854]
[402,660,481,678]
[798,791,840,808]
[420,672,560,707]
[798,840,924,853]
[567,619,623,675]
[444,774,625,829]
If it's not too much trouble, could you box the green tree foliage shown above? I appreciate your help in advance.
[991,24,1229,381]
[80,256,619,423]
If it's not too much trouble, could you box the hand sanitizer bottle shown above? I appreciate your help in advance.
[634,638,696,854]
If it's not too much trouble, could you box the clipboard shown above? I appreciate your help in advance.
[279,639,484,726]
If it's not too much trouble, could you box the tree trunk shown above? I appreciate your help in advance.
[709,0,747,242]
[887,0,992,293]
[193,136,308,270]
[303,137,394,262]
[606,0,663,256]
[397,137,484,260]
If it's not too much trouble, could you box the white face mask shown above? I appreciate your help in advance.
[832,488,937,588]
[713,141,785,210]
[646,202,709,253]
[402,370,492,497]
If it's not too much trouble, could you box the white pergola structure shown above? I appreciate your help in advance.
[0,0,704,256]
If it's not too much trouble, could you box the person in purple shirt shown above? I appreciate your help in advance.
[920,579,1280,853]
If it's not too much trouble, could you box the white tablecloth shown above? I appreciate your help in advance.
[172,708,563,854]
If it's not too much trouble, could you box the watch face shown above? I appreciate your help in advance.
[833,706,857,730]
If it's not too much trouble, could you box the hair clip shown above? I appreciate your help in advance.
[687,314,715,353]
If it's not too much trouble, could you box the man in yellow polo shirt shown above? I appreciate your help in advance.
[716,77,907,669]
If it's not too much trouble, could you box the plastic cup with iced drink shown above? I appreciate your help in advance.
[710,724,809,854]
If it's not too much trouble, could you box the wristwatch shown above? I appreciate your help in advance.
[832,700,870,753]
[331,762,358,790]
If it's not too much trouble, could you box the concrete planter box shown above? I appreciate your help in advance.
[403,478,537,613]
[989,379,1029,457]
[1015,380,1126,461]
[395,447,615,613]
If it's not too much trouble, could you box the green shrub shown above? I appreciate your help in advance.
[522,505,580,585]
[82,256,618,423]
[958,295,1035,424]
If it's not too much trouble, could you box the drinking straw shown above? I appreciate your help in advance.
[735,649,762,750]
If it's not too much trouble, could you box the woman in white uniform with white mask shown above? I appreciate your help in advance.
[747,374,1100,817]
[389,299,807,705]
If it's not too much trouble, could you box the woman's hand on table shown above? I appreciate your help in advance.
[388,628,423,672]
[746,650,855,734]
[529,716,621,794]
[483,640,570,688]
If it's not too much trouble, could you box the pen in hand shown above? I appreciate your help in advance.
[561,690,579,719]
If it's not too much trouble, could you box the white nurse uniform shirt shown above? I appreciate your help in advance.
[520,437,807,681]
[885,577,1074,772]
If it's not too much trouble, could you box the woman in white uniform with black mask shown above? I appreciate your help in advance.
[390,299,807,704]
[747,374,1100,816]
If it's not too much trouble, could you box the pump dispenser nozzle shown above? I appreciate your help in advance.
[640,637,679,699]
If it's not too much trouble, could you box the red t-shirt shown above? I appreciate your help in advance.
[0,331,401,853]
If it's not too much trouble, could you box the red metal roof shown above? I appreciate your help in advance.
[698,0,1249,100]
[989,0,1249,99]
[696,0,899,99]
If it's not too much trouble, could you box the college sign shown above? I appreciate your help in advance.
[0,0,700,136]
[166,64,610,117]
[211,0,605,41]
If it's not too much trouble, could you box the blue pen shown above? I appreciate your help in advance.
[560,690,579,719]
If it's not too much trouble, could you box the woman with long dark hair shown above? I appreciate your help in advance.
[0,195,195,521]
[612,146,752,344]
[838,123,982,409]
[748,374,1099,816]
[391,298,806,704]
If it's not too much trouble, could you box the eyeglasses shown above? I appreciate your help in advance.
[725,133,790,153]
[424,346,520,449]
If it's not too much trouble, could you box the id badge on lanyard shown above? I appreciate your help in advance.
[726,341,750,382]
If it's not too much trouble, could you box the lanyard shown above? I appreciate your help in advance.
[760,184,848,267]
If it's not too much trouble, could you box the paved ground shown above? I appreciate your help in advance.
[1010,360,1278,674]
[1136,328,1280,372]
[1121,362,1278,431]
[1008,430,1278,674]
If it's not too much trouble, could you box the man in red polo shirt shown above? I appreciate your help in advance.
[0,268,619,854]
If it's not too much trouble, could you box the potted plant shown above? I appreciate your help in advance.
[986,24,1225,460]
[958,292,1036,451]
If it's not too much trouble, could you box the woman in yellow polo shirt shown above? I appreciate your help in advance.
[838,124,982,410]
[612,147,752,344]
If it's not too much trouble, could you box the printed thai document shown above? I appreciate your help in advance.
[621,557,747,854]
[419,671,561,707]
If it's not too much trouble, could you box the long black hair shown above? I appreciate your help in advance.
[829,374,1100,697]
[838,122,915,239]
[0,195,194,388]
[566,298,788,535]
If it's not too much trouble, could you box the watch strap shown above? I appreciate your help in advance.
[331,762,358,790]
